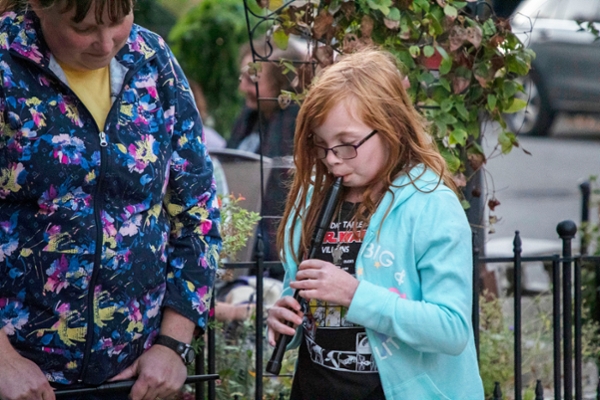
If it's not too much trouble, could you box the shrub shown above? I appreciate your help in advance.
[168,0,262,136]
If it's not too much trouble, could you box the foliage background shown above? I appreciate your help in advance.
[162,0,536,228]
[134,0,177,39]
[136,0,600,398]
[168,0,264,136]
[259,0,533,206]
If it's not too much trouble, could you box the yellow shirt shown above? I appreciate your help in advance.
[59,62,111,130]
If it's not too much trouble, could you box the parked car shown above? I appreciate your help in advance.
[505,0,600,136]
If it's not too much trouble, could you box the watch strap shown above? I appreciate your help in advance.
[154,334,194,365]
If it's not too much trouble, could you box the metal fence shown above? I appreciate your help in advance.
[474,220,600,400]
[189,2,600,399]
[190,216,599,400]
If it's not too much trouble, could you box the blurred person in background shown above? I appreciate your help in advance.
[228,36,307,275]
[0,1,221,399]
[228,36,305,157]
[189,79,227,151]
[188,78,229,200]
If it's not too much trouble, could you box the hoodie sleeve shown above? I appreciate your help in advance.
[160,43,221,331]
[346,188,473,355]
[276,190,313,350]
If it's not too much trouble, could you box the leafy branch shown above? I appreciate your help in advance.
[218,194,262,263]
[252,0,534,211]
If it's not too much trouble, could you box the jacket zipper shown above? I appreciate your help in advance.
[99,131,108,147]
[78,127,108,381]
[78,55,157,382]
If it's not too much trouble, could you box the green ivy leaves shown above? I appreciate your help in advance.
[272,26,289,50]
[504,98,527,114]
[245,0,538,197]
[444,4,458,18]
[498,131,518,154]
[423,45,435,57]
[367,0,392,15]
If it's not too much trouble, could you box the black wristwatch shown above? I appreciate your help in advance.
[154,335,196,366]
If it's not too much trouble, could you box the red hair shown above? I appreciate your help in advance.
[277,48,457,263]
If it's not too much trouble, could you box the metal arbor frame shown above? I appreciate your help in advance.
[211,2,600,400]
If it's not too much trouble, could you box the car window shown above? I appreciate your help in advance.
[561,0,600,21]
[528,0,562,19]
[520,0,600,21]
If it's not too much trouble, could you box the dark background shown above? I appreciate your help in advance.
[493,0,524,18]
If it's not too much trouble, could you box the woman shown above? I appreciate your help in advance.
[228,36,306,269]
[267,49,484,399]
[0,1,221,400]
[228,36,305,157]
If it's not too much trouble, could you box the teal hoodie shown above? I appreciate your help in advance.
[281,166,484,399]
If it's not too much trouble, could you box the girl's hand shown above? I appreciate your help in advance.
[291,259,359,307]
[266,296,304,346]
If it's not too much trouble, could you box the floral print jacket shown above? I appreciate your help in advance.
[0,11,221,385]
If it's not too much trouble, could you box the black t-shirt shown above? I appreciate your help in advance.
[290,202,384,400]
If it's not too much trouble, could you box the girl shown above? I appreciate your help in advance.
[266,49,484,399]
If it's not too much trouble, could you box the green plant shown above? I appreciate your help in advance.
[180,194,294,398]
[211,195,296,399]
[478,291,600,399]
[578,175,600,366]
[156,0,201,18]
[209,316,296,400]
[478,292,514,396]
[218,194,262,263]
[255,0,532,195]
[134,0,177,39]
[185,306,296,399]
[168,0,264,136]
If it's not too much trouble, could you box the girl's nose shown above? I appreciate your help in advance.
[324,149,342,164]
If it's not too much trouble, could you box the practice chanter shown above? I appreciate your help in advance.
[266,176,343,375]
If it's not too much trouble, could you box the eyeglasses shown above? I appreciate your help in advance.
[313,130,378,160]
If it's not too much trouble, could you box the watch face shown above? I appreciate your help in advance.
[183,346,196,365]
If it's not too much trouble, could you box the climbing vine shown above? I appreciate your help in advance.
[250,0,534,216]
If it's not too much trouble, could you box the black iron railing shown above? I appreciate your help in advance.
[474,219,600,400]
[201,3,600,399]
[215,220,600,400]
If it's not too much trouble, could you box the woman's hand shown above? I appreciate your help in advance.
[110,308,193,400]
[266,296,304,346]
[291,259,359,307]
[0,353,55,400]
[0,331,55,400]
[109,344,187,400]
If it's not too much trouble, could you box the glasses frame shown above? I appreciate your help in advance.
[313,130,378,160]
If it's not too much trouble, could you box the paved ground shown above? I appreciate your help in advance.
[481,114,600,399]
[483,114,600,246]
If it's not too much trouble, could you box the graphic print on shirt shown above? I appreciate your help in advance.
[361,242,396,268]
[302,204,378,373]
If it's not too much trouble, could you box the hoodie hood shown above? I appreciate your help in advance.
[372,164,448,221]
